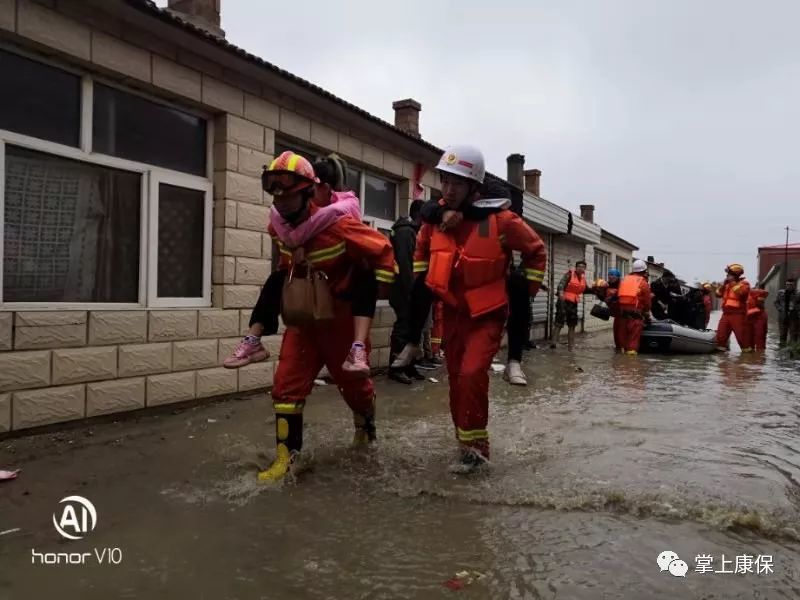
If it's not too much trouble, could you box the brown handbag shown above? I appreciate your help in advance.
[280,262,336,326]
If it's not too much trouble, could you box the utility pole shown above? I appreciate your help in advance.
[785,226,790,324]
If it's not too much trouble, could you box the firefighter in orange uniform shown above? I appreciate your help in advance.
[715,263,752,352]
[594,268,624,352]
[617,259,653,355]
[701,283,713,327]
[257,151,396,483]
[413,145,547,473]
[430,300,444,361]
[746,287,769,351]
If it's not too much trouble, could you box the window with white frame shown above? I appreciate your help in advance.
[275,141,399,235]
[594,249,610,280]
[616,257,630,276]
[0,48,212,308]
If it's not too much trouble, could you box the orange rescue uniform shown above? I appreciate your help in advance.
[269,208,396,427]
[746,289,769,351]
[414,210,546,458]
[715,279,751,350]
[703,293,713,327]
[617,273,652,353]
[597,284,624,350]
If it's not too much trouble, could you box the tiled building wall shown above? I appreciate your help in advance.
[0,0,425,432]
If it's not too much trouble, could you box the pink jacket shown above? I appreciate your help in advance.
[269,190,362,248]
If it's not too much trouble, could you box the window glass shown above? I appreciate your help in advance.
[616,257,630,276]
[0,50,81,147]
[346,167,361,197]
[93,84,207,175]
[594,250,610,280]
[364,174,396,221]
[3,146,140,302]
[157,184,205,298]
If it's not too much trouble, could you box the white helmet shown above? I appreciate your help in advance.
[436,145,486,184]
[631,259,648,273]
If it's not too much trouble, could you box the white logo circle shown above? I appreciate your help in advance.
[52,495,98,540]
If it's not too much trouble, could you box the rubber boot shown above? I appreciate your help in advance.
[257,411,303,483]
[449,442,490,475]
[352,396,377,447]
[550,326,562,349]
[567,327,576,352]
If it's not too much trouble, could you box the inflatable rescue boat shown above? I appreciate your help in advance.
[639,320,718,354]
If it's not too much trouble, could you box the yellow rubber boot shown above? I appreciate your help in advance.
[257,411,302,483]
[626,350,638,356]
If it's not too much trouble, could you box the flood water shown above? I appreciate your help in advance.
[1,312,799,599]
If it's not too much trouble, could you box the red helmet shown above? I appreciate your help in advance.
[262,151,319,195]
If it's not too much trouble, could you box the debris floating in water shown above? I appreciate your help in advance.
[444,570,486,590]
[313,379,327,386]
[0,469,20,481]
[490,363,505,373]
[0,528,21,536]
[429,377,439,383]
[207,418,218,424]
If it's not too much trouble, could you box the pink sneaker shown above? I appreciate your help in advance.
[342,344,370,377]
[224,337,269,369]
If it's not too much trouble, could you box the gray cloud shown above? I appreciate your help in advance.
[163,0,800,282]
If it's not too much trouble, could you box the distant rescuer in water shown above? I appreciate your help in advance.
[617,259,653,355]
[715,263,752,352]
[412,144,547,473]
[551,259,589,352]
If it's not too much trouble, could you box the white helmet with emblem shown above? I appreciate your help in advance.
[631,259,648,273]
[435,145,486,184]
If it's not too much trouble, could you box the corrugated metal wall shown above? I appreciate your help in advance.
[531,232,552,326]
[552,236,589,322]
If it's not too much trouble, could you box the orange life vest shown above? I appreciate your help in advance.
[746,289,768,317]
[722,280,748,312]
[563,270,587,303]
[618,274,645,312]
[425,215,509,317]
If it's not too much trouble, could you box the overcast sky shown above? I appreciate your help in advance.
[162,0,799,282]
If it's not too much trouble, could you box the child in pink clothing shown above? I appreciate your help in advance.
[224,155,378,376]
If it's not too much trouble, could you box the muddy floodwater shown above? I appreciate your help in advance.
[2,313,800,599]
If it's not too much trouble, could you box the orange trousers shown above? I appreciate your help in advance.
[272,305,374,416]
[619,316,644,352]
[716,311,750,350]
[747,312,768,350]
[431,301,444,355]
[443,309,505,458]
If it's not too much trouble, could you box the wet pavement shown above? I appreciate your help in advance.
[1,312,799,599]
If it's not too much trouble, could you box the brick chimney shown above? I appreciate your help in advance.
[168,0,224,38]
[392,99,421,137]
[579,204,595,223]
[647,255,655,263]
[524,169,541,196]
[506,154,525,189]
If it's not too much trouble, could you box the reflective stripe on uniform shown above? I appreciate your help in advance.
[525,268,544,282]
[276,240,292,257]
[274,402,304,415]
[413,261,429,273]
[306,241,346,264]
[456,427,488,442]
[375,269,395,283]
